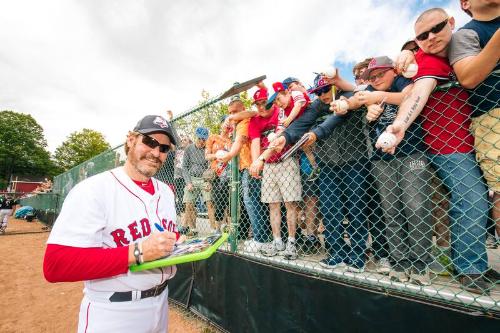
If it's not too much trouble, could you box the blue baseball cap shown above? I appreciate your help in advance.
[195,127,209,140]
[265,82,288,110]
[283,77,300,86]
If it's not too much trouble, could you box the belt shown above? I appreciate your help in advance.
[109,280,168,302]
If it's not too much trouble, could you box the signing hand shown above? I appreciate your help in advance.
[141,231,177,262]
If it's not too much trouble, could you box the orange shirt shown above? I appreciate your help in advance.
[236,119,252,170]
[206,134,232,176]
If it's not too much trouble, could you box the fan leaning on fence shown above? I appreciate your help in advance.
[379,7,499,295]
[43,115,182,333]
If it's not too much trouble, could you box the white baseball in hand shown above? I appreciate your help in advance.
[402,63,418,78]
[215,150,227,159]
[335,99,348,112]
[377,132,397,149]
[267,132,277,142]
[322,67,337,78]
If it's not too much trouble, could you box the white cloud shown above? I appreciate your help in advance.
[0,0,470,152]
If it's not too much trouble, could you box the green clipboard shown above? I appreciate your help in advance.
[130,233,229,272]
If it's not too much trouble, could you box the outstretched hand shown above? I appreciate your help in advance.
[375,121,406,155]
[141,231,177,262]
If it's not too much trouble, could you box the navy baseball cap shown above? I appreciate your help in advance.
[283,77,300,86]
[134,115,177,145]
[195,127,209,140]
[265,82,288,110]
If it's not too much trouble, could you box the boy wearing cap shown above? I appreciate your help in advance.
[249,89,302,260]
[182,127,217,234]
[340,56,434,284]
[267,81,321,181]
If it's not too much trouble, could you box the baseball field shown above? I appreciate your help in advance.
[0,218,212,333]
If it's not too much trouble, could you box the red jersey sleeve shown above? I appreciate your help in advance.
[43,244,129,283]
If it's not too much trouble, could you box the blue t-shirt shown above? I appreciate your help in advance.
[367,76,426,160]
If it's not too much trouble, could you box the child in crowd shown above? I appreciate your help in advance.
[334,56,433,285]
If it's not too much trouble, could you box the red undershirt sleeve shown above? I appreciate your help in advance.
[43,244,129,283]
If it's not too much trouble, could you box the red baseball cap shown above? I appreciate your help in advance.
[252,88,268,104]
[265,82,288,109]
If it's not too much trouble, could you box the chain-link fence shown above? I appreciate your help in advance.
[26,73,500,316]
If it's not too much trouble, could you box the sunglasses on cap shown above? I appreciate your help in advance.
[140,133,171,153]
[415,18,448,41]
[314,86,331,96]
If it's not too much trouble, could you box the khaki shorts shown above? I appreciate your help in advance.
[470,107,500,193]
[261,158,302,203]
[183,176,212,203]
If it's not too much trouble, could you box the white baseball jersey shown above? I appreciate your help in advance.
[48,166,177,294]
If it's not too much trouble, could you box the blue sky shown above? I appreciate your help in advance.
[0,0,470,151]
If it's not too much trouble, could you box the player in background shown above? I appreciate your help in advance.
[0,194,19,234]
[44,115,180,332]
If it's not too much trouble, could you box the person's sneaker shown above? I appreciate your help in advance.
[389,270,409,283]
[429,258,450,276]
[346,259,365,273]
[458,274,491,295]
[283,240,298,260]
[307,167,321,182]
[410,268,431,286]
[376,258,391,275]
[319,256,345,269]
[243,239,266,253]
[0,227,5,234]
[483,268,500,285]
[259,239,284,257]
[486,234,498,249]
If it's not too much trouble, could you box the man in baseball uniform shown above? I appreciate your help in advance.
[0,194,18,233]
[43,115,180,333]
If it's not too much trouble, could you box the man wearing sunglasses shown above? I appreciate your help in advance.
[44,115,181,332]
[378,8,493,295]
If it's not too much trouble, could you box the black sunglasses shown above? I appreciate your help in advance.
[314,85,331,96]
[140,133,170,153]
[415,18,448,41]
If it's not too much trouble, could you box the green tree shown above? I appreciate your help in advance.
[173,90,253,139]
[0,111,54,184]
[53,129,111,171]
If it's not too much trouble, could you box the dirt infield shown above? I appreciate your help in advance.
[0,218,212,333]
